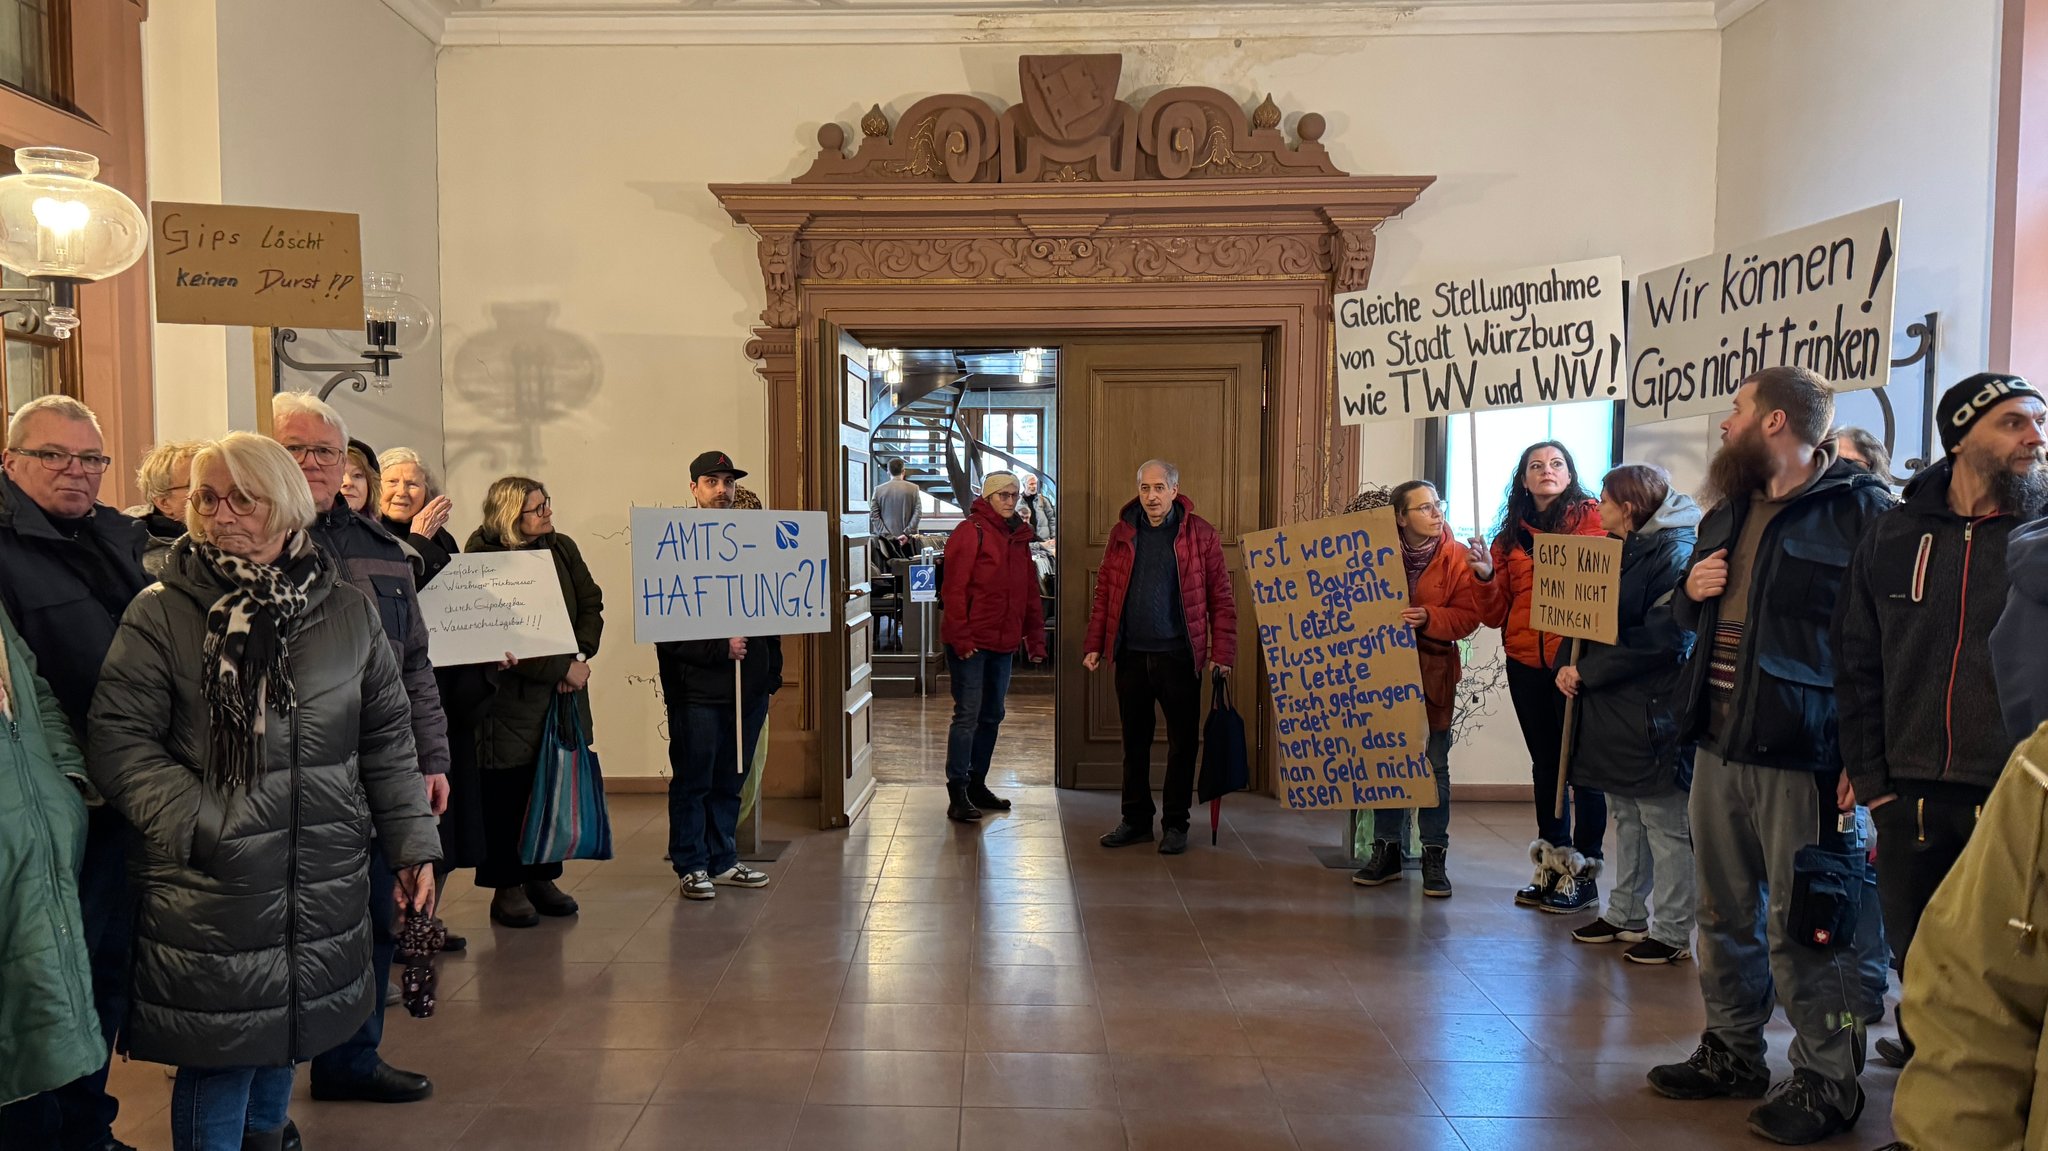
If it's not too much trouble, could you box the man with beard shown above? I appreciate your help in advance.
[1647,366,1892,1145]
[1834,372,2048,1070]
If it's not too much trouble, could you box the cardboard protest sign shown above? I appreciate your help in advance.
[419,550,579,666]
[632,508,831,643]
[1336,257,1626,423]
[1626,201,1900,425]
[151,202,364,329]
[1529,534,1624,645]
[1244,508,1435,811]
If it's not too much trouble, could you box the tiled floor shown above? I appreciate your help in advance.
[108,787,1902,1150]
[871,693,1056,787]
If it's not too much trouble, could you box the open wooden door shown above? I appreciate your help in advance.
[817,321,879,827]
[1057,335,1266,790]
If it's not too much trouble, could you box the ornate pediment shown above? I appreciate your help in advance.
[797,53,1341,185]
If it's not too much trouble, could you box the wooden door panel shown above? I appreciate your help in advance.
[817,321,879,823]
[1058,336,1265,793]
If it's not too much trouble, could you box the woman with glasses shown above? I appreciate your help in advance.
[86,433,439,1151]
[465,477,606,927]
[1351,481,1486,898]
[377,447,458,585]
[129,440,203,576]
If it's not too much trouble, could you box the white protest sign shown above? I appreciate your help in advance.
[1626,201,1900,425]
[1336,256,1626,423]
[631,508,832,643]
[418,550,578,667]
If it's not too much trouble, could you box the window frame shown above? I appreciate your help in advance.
[0,0,74,113]
[1421,401,1629,537]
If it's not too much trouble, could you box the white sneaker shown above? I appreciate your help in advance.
[679,871,716,900]
[714,864,771,888]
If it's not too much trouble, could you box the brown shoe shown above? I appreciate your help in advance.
[490,886,540,927]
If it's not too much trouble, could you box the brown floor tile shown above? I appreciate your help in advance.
[1101,1004,1253,1058]
[649,1049,821,1105]
[1286,1113,1468,1151]
[827,1002,971,1051]
[841,961,973,1004]
[872,877,978,903]
[686,999,839,1050]
[1451,1115,1636,1150]
[969,963,1097,1006]
[733,930,863,967]
[1122,1109,1298,1150]
[863,901,979,934]
[788,1104,962,1151]
[1408,1060,1602,1118]
[961,1052,1120,1110]
[974,931,1089,966]
[622,1101,801,1151]
[1236,1010,1396,1060]
[1258,1057,1441,1116]
[285,1099,486,1151]
[976,878,1076,904]
[1110,1054,1276,1114]
[976,903,1084,933]
[589,958,731,1001]
[712,961,851,1004]
[1374,1012,1549,1064]
[856,929,975,965]
[967,1004,1109,1053]
[447,960,610,1003]
[382,1042,540,1105]
[1218,962,1362,1013]
[1090,962,1224,1008]
[499,1048,678,1105]
[961,1107,1126,1151]
[805,1050,967,1107]
[1478,973,1631,1016]
[541,1000,707,1050]
[448,1102,644,1151]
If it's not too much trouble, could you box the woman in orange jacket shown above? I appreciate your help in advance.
[1352,480,1488,898]
[1472,441,1609,913]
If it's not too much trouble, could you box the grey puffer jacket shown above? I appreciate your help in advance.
[86,539,439,1068]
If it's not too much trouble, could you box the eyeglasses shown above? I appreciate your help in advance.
[521,498,552,517]
[13,448,112,474]
[190,488,266,517]
[1404,500,1444,515]
[283,444,343,467]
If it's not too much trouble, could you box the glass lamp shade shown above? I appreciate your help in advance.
[0,148,149,338]
[338,270,436,354]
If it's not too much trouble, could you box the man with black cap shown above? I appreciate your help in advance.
[1835,371,2048,1069]
[656,450,781,901]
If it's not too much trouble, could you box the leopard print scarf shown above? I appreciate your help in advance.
[192,532,325,792]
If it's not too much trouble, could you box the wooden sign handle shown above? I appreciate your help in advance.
[1554,636,1581,821]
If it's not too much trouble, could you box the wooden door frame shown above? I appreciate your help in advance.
[710,55,1430,824]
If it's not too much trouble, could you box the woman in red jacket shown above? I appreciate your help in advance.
[1473,440,1609,913]
[938,472,1046,823]
[1352,480,1487,897]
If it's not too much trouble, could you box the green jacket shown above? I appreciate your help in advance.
[0,603,100,1105]
[1892,721,2048,1150]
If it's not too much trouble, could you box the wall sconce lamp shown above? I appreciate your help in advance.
[271,271,437,400]
[0,148,149,338]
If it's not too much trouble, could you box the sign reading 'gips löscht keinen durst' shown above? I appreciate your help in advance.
[150,201,365,330]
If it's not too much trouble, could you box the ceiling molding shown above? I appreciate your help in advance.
[437,2,1727,47]
[1714,0,1771,29]
[381,0,457,44]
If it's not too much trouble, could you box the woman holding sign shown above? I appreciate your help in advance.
[467,477,606,928]
[1472,441,1609,913]
[1555,464,1700,964]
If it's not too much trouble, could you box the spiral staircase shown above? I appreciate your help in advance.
[868,371,1053,509]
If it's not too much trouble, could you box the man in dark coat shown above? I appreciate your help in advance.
[658,451,782,901]
[270,391,450,1106]
[1834,371,2048,1069]
[0,396,149,1151]
[1647,367,1892,1145]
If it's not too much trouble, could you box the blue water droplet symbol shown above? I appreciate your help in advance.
[776,521,800,549]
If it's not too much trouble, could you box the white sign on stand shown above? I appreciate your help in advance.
[631,508,832,643]
[419,550,579,666]
[1626,201,1901,425]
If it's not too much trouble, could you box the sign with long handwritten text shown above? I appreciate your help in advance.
[632,508,831,643]
[150,202,364,329]
[1244,509,1435,811]
[1627,201,1900,425]
[1530,535,1624,645]
[1335,256,1626,423]
[418,550,578,667]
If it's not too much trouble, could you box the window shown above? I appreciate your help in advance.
[979,407,1043,475]
[0,0,68,107]
[1437,401,1620,542]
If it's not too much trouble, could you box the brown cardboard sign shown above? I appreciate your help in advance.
[1530,534,1624,645]
[151,202,364,329]
[1244,507,1436,812]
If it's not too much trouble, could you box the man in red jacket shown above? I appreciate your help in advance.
[939,472,1047,822]
[1084,459,1238,855]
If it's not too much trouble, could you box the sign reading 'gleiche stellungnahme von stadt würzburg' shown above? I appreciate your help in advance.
[150,202,365,330]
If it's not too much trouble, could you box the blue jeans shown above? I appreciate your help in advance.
[1372,729,1452,849]
[170,1065,294,1151]
[1844,804,1891,1022]
[1603,788,1697,949]
[667,695,770,876]
[944,650,1014,786]
[0,805,132,1149]
[311,838,394,1085]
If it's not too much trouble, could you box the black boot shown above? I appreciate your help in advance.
[968,777,1012,811]
[947,781,983,822]
[1351,841,1403,886]
[242,1126,286,1151]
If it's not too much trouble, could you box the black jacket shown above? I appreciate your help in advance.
[1834,458,2037,798]
[381,515,458,587]
[1567,492,1700,797]
[135,509,186,578]
[656,634,784,709]
[86,542,439,1068]
[1993,516,2048,742]
[1673,455,1891,772]
[465,528,605,771]
[0,474,150,734]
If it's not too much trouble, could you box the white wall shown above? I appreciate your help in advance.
[141,0,445,462]
[1717,0,2004,478]
[435,31,1722,784]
